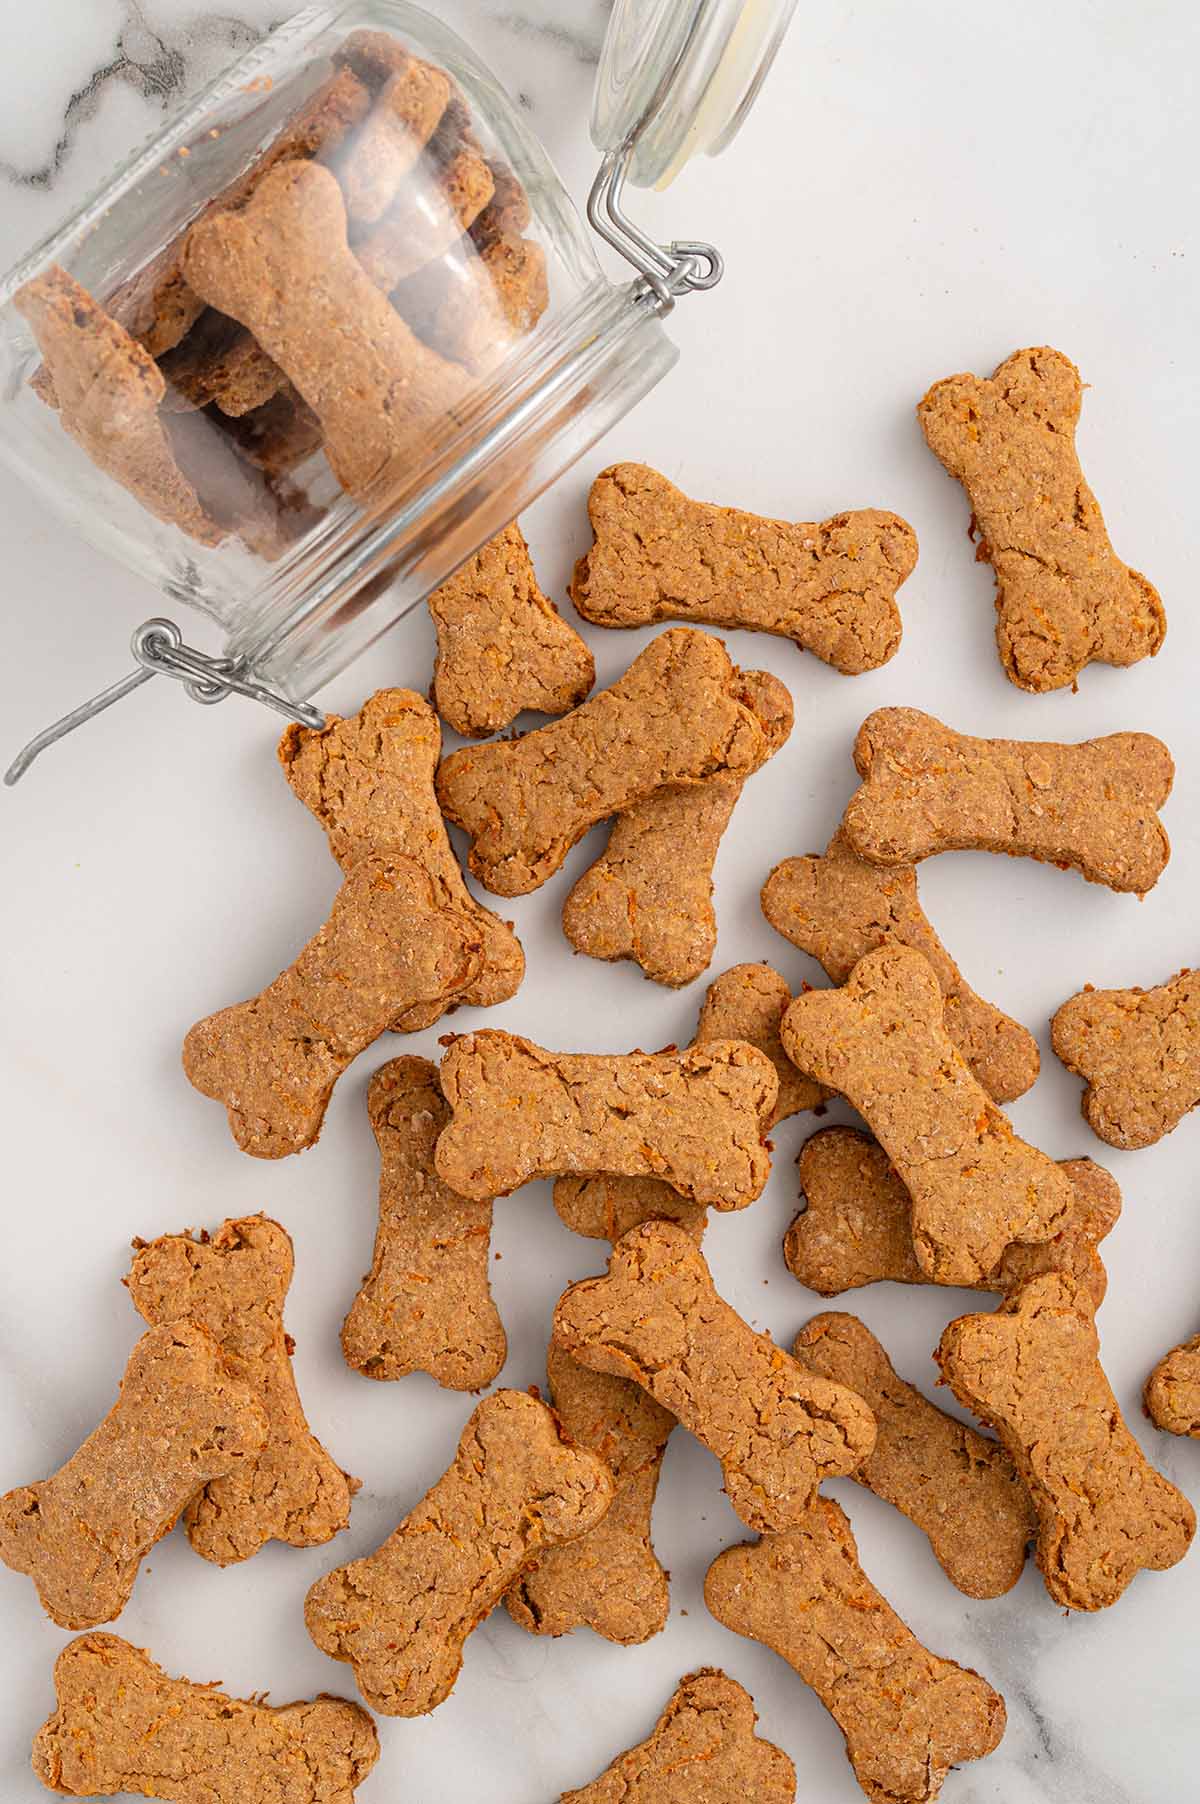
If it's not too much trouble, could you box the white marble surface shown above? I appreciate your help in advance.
[2,3,1199,1801]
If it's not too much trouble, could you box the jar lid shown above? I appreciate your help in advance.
[592,0,797,190]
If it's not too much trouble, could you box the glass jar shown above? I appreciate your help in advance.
[0,0,795,781]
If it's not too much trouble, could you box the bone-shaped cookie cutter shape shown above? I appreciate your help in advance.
[1052,964,1200,1149]
[1145,1332,1200,1440]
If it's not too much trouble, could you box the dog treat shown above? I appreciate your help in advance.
[279,687,524,1027]
[183,853,481,1159]
[705,1499,1006,1804]
[918,346,1166,693]
[341,1057,505,1389]
[843,707,1173,896]
[552,1222,875,1532]
[436,1032,777,1207]
[1145,1333,1200,1439]
[554,1173,710,1245]
[32,1632,378,1802]
[562,671,793,988]
[560,1668,796,1804]
[786,1127,1121,1307]
[571,463,916,674]
[938,1274,1196,1610]
[339,57,452,223]
[794,1313,1034,1598]
[437,627,767,896]
[1052,966,1200,1150]
[472,159,532,244]
[183,160,471,497]
[125,1215,355,1564]
[762,828,1039,1102]
[17,268,224,545]
[506,1343,674,1645]
[393,226,549,374]
[781,947,1073,1285]
[426,524,594,737]
[352,99,496,291]
[158,313,290,419]
[305,1390,613,1715]
[0,1325,265,1630]
[216,384,325,477]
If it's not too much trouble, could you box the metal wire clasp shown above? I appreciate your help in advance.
[4,618,326,787]
[588,145,725,313]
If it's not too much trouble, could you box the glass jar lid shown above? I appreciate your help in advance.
[593,0,797,189]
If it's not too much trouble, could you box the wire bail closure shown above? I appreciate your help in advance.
[588,143,725,312]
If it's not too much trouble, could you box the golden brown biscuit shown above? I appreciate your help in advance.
[338,56,452,223]
[1052,966,1200,1149]
[352,97,496,290]
[393,231,549,373]
[1145,1333,1200,1439]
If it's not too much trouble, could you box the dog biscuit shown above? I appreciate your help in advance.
[843,706,1173,895]
[781,947,1073,1284]
[436,1032,777,1207]
[552,1222,875,1533]
[705,1499,1006,1804]
[571,463,916,674]
[0,1325,265,1629]
[32,1632,378,1802]
[918,346,1165,692]
[762,828,1039,1102]
[560,1668,796,1804]
[1052,966,1200,1149]
[352,97,496,291]
[339,56,452,223]
[938,1274,1196,1610]
[554,1173,709,1244]
[304,1390,613,1715]
[437,627,767,896]
[1145,1333,1200,1439]
[394,230,549,374]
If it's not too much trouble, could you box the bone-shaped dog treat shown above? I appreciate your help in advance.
[918,346,1166,693]
[352,97,496,291]
[1052,965,1200,1149]
[437,1032,777,1207]
[782,947,1072,1284]
[182,160,471,497]
[705,1500,1006,1804]
[794,1313,1034,1599]
[32,1633,379,1803]
[1145,1333,1200,1439]
[305,1390,613,1715]
[571,463,917,674]
[843,706,1173,895]
[0,1325,265,1629]
[183,853,481,1159]
[762,828,1039,1102]
[554,1173,710,1244]
[560,1668,796,1804]
[785,1126,1121,1307]
[395,231,550,374]
[437,627,767,896]
[426,524,595,738]
[341,1057,505,1389]
[937,1274,1196,1610]
[552,1222,875,1532]
[159,314,292,419]
[126,1215,355,1564]
[279,687,524,1028]
[339,56,452,223]
[506,1343,674,1645]
[562,671,793,988]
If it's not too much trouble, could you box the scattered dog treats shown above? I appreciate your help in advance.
[560,1668,796,1804]
[785,1126,1121,1306]
[552,1221,875,1533]
[32,1632,379,1802]
[562,671,793,988]
[352,98,496,291]
[843,706,1173,895]
[436,1032,777,1207]
[1052,966,1200,1149]
[1145,1333,1200,1439]
[125,1215,355,1564]
[705,1499,1006,1804]
[0,1324,265,1630]
[339,55,452,224]
[781,946,1073,1284]
[937,1274,1196,1610]
[279,687,524,1028]
[341,1057,505,1390]
[183,160,471,497]
[304,1390,612,1715]
[506,1343,674,1645]
[571,463,916,673]
[762,827,1039,1102]
[182,853,481,1159]
[437,627,767,896]
[794,1313,1034,1598]
[918,346,1166,693]
[426,524,594,737]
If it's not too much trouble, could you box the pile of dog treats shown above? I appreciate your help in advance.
[4,334,1199,1798]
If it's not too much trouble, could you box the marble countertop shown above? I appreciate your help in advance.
[2,4,1199,1801]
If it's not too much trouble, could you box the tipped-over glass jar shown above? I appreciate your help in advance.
[0,0,795,781]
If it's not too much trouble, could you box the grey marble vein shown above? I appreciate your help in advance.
[492,6,609,67]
